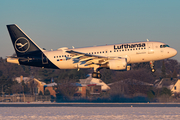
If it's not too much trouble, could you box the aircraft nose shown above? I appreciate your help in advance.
[171,48,177,57]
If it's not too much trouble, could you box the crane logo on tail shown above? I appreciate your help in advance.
[15,37,30,53]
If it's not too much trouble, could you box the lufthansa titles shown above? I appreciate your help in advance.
[114,43,146,50]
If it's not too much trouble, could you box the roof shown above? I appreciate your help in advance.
[44,82,57,87]
[14,77,31,83]
[79,74,110,90]
[108,78,153,86]
[154,78,179,89]
[74,83,86,87]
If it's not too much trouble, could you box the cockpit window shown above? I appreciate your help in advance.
[160,45,170,48]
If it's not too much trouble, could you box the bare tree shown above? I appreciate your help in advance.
[55,80,77,99]
[11,84,23,94]
[28,79,38,95]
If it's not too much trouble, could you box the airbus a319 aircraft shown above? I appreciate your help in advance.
[6,24,177,78]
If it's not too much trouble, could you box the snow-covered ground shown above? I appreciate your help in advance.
[0,107,180,120]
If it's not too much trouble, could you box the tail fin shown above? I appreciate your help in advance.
[6,24,42,57]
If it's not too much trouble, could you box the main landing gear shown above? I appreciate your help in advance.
[92,72,102,78]
[92,65,102,78]
[150,61,156,73]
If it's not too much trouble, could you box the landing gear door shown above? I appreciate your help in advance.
[42,53,48,64]
[148,43,154,54]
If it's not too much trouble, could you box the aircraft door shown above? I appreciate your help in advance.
[42,53,48,64]
[148,43,154,54]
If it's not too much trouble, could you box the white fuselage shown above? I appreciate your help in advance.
[43,41,177,69]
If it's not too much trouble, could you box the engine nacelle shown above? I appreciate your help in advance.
[6,58,19,65]
[108,58,127,70]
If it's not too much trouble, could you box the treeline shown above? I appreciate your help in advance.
[0,56,179,98]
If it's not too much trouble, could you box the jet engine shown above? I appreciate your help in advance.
[108,58,127,70]
[6,57,19,64]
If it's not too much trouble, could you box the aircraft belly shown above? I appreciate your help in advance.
[130,51,166,63]
[130,54,144,63]
[56,60,76,69]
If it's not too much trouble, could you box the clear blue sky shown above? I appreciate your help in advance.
[0,0,180,62]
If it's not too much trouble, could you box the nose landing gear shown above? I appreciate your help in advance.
[150,61,156,73]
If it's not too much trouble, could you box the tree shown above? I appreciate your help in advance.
[147,90,155,101]
[101,68,113,84]
[113,68,155,84]
[109,82,129,95]
[21,80,29,94]
[160,87,172,96]
[44,89,50,95]
[161,60,166,78]
[56,81,77,100]
[0,70,2,77]
[28,79,38,95]
[11,84,23,94]
[39,91,43,95]
[172,69,177,78]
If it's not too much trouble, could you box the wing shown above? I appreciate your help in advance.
[66,50,109,66]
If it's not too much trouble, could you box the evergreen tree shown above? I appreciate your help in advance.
[101,68,112,84]
[160,87,172,96]
[44,89,50,95]
[172,69,177,78]
[39,91,43,95]
[161,60,166,78]
[0,70,2,77]
[21,80,29,94]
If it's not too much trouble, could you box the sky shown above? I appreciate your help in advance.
[0,0,180,62]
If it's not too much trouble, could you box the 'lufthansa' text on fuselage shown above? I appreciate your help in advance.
[114,43,146,50]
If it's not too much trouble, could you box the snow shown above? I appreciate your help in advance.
[0,107,180,120]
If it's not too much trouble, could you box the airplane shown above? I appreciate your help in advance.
[6,24,177,78]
